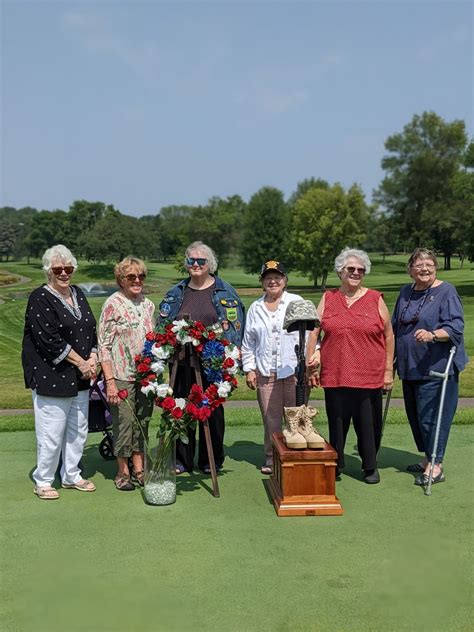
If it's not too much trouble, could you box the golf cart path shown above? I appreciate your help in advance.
[1,398,474,416]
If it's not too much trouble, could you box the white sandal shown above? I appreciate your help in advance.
[34,485,59,500]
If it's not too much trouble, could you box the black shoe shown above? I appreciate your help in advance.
[203,465,222,474]
[364,468,380,484]
[406,463,425,473]
[415,471,445,486]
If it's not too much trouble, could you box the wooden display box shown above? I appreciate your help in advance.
[267,432,343,517]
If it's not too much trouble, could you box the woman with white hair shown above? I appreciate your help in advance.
[307,248,394,484]
[157,241,245,474]
[22,244,98,499]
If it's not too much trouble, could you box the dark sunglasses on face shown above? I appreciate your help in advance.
[51,266,74,275]
[186,257,208,267]
[345,266,365,275]
[124,273,146,282]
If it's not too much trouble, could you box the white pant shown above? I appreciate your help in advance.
[32,390,89,487]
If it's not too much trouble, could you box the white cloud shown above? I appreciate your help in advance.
[416,24,470,62]
[235,84,308,115]
[62,10,160,81]
[320,51,346,68]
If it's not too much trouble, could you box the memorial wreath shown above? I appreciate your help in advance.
[134,319,240,441]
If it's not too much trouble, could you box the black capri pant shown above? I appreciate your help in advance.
[324,387,383,471]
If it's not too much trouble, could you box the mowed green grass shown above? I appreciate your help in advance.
[0,255,473,408]
[1,423,473,632]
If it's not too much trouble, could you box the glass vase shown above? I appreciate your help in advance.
[143,436,177,506]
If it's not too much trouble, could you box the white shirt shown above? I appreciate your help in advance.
[241,291,305,379]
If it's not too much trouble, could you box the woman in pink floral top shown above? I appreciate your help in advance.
[98,256,155,491]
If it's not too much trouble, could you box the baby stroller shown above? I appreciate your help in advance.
[89,378,115,460]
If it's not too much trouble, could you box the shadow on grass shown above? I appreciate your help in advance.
[226,439,262,470]
[342,442,423,483]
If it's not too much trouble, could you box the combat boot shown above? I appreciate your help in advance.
[298,406,325,449]
[282,407,307,449]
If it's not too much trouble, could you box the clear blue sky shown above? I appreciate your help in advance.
[1,0,472,217]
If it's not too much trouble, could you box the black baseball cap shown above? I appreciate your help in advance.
[259,260,287,279]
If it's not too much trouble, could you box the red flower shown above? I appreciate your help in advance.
[206,384,218,398]
[162,397,176,411]
[147,373,156,381]
[223,357,235,369]
[137,363,150,373]
[146,332,155,341]
[134,354,142,363]
[221,339,230,346]
[140,379,150,387]
[196,407,211,422]
[196,344,204,353]
[171,407,183,419]
[144,357,152,365]
[207,331,216,340]
[117,389,129,400]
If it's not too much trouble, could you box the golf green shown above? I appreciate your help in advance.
[1,425,472,631]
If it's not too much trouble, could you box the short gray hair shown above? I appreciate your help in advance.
[185,241,218,274]
[42,244,78,274]
[334,248,371,274]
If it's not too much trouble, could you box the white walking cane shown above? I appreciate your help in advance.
[425,345,456,496]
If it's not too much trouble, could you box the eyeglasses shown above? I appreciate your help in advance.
[51,266,74,275]
[399,285,431,325]
[124,273,146,282]
[186,257,208,267]
[411,264,436,271]
[345,266,365,275]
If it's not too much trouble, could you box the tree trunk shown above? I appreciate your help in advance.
[320,270,328,292]
[444,253,451,270]
[313,275,319,288]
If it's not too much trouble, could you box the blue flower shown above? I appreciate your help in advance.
[143,340,154,355]
[204,368,223,383]
[201,340,225,359]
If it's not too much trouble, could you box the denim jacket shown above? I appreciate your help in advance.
[157,276,245,347]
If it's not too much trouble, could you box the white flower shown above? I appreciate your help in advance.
[192,338,200,346]
[224,345,240,360]
[179,333,193,345]
[152,344,170,360]
[141,383,156,397]
[167,387,174,396]
[171,319,188,333]
[174,398,186,409]
[217,381,232,398]
[227,363,239,375]
[151,361,165,375]
[156,383,171,398]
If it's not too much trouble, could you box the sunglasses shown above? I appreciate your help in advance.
[345,266,365,275]
[186,257,208,267]
[51,266,74,276]
[124,273,146,282]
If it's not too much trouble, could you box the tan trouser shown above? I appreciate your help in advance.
[256,373,297,467]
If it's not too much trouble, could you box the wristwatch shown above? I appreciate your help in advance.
[431,333,438,343]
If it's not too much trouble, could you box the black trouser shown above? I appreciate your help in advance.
[324,387,382,471]
[173,364,225,472]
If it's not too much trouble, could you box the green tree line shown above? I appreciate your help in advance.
[1,111,473,285]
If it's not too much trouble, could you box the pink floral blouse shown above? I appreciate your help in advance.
[98,291,155,382]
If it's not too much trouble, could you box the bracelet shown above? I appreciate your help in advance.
[105,377,115,382]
